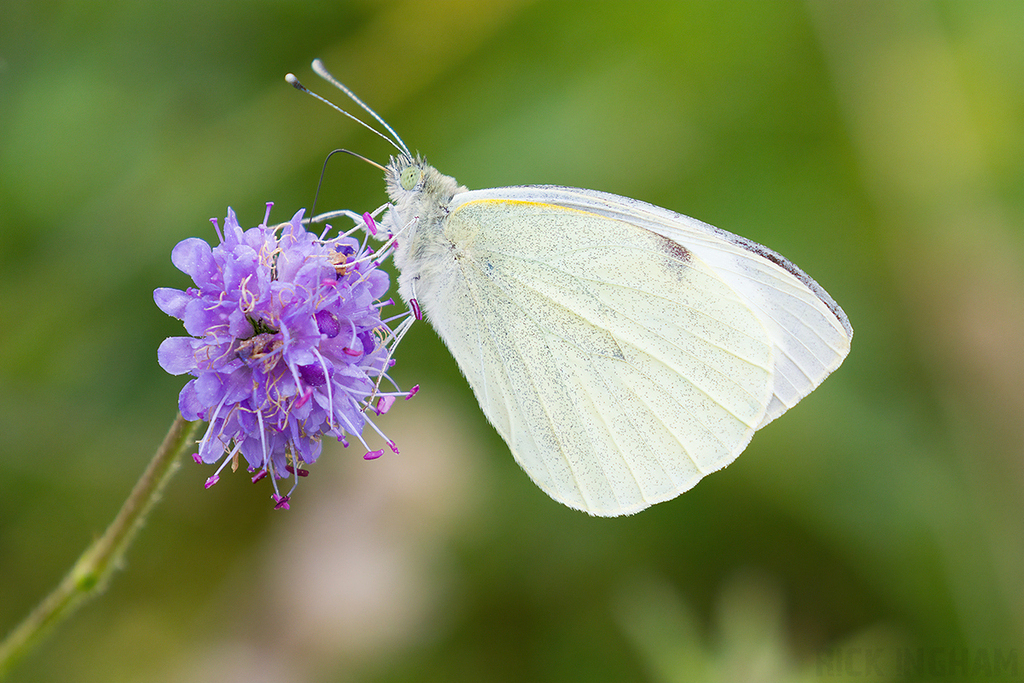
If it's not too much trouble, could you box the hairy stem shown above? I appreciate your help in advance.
[0,413,200,679]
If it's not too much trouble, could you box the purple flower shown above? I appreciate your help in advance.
[156,204,416,507]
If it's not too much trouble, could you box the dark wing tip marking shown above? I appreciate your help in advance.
[728,233,852,339]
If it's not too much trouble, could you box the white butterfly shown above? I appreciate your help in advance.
[290,62,852,517]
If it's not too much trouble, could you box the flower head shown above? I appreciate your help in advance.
[156,204,416,507]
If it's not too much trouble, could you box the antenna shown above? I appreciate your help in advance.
[309,148,386,220]
[285,60,411,157]
[310,60,410,157]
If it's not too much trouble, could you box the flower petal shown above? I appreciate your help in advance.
[178,381,205,420]
[158,337,198,375]
[154,287,192,319]
[171,238,216,284]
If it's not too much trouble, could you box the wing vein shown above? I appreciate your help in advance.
[462,263,594,509]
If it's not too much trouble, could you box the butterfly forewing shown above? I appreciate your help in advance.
[464,186,854,427]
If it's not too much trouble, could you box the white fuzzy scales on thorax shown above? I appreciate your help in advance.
[383,155,467,311]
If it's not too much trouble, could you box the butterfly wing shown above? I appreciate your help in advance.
[461,186,854,428]
[419,190,805,516]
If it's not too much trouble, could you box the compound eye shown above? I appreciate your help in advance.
[400,165,420,191]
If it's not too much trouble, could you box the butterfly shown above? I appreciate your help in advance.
[289,61,852,516]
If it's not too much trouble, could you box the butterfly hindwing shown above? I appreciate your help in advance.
[421,195,777,515]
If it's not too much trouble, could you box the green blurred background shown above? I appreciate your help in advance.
[2,1,1022,681]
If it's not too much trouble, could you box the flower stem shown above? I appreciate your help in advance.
[0,413,200,680]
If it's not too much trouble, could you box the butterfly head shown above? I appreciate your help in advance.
[384,155,465,233]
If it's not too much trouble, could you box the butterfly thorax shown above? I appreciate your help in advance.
[382,154,468,314]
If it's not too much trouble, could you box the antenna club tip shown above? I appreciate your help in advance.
[311,59,331,80]
[285,73,305,90]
